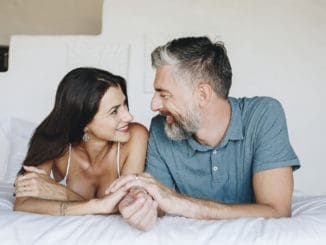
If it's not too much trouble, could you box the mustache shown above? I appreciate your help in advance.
[159,110,171,117]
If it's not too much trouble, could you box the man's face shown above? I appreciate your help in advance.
[151,66,200,140]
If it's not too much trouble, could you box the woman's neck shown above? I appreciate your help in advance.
[79,140,113,166]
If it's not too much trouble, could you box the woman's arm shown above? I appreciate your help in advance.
[15,165,84,201]
[14,157,128,215]
[120,122,148,175]
[14,159,86,214]
[14,188,127,215]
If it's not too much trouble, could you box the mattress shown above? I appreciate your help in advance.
[1,181,326,245]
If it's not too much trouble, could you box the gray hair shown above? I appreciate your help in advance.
[151,36,232,98]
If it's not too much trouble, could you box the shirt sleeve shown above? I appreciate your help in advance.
[145,117,175,189]
[252,98,300,173]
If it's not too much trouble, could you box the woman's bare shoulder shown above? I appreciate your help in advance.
[122,122,148,150]
[128,122,149,138]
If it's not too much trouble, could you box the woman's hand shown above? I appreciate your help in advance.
[95,188,128,214]
[15,166,68,200]
[118,187,158,231]
[108,173,177,214]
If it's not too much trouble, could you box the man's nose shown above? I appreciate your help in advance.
[151,93,162,112]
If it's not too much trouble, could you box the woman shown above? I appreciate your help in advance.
[14,67,149,216]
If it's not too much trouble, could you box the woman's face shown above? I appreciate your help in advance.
[86,86,133,143]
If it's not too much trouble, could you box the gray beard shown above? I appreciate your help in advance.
[164,109,200,141]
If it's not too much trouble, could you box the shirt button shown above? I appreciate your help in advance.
[212,150,217,154]
[213,166,218,171]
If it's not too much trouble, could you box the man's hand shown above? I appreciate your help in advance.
[108,173,178,214]
[117,187,158,231]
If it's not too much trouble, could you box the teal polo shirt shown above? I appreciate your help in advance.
[145,96,300,203]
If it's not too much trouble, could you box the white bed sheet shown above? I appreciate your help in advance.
[1,182,326,245]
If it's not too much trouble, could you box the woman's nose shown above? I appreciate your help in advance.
[123,108,134,122]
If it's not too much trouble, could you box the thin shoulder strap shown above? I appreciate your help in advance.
[116,142,121,177]
[64,144,72,180]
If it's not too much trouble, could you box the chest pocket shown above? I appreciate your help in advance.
[211,153,237,203]
[211,173,235,203]
[212,172,229,184]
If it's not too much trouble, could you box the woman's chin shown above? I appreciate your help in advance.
[116,133,131,143]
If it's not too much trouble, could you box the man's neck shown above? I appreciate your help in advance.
[194,97,231,147]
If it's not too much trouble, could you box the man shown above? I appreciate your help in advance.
[109,36,300,230]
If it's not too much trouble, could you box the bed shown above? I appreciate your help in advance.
[1,0,326,243]
[0,184,325,245]
[1,118,326,245]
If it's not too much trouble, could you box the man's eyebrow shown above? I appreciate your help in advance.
[155,88,170,93]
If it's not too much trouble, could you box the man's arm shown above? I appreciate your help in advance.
[167,167,293,219]
[110,166,293,220]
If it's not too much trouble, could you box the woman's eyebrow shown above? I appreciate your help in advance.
[108,104,120,112]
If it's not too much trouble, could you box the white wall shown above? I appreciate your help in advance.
[0,0,102,46]
[0,0,325,195]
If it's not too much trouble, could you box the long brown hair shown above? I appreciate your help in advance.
[18,67,128,175]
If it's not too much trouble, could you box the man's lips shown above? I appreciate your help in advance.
[159,111,174,124]
[166,115,174,124]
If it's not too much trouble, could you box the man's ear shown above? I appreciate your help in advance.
[196,83,212,107]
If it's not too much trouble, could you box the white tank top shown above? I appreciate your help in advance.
[51,142,121,185]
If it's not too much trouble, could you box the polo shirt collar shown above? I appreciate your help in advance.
[187,97,244,155]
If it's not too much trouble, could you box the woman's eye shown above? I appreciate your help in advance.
[110,109,118,115]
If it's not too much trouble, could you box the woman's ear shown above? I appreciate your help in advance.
[196,83,212,107]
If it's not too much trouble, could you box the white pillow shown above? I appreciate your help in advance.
[4,118,37,184]
[0,119,10,181]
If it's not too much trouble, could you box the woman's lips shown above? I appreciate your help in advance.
[117,125,129,133]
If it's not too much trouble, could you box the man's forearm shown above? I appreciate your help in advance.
[170,194,290,220]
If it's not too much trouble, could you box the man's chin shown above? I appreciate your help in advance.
[164,123,189,141]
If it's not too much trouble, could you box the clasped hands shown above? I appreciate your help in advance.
[106,172,177,231]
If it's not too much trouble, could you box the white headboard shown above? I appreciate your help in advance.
[0,0,325,195]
